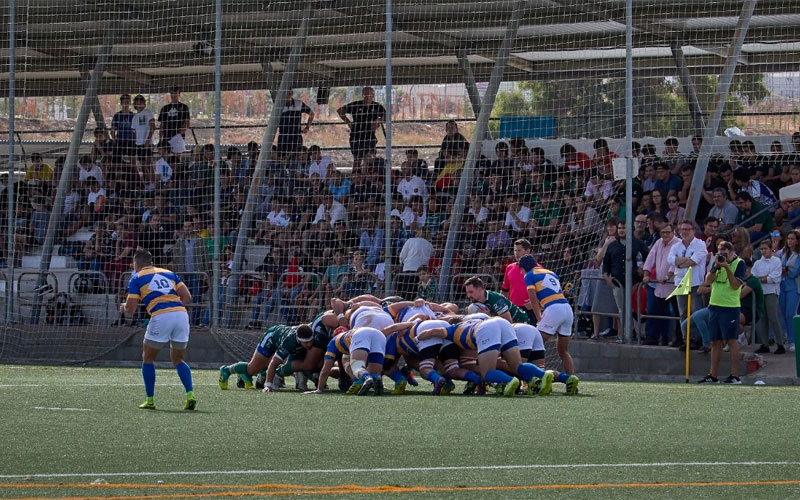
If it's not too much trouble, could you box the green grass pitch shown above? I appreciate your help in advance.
[1,365,799,499]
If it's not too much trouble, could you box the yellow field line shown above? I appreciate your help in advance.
[3,479,800,500]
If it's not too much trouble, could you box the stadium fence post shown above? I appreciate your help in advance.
[437,0,526,299]
[212,0,222,328]
[623,0,634,344]
[794,316,800,378]
[685,0,757,221]
[228,5,313,327]
[31,18,117,325]
[5,0,15,326]
[384,0,394,297]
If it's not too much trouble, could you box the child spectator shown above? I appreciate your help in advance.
[416,266,436,301]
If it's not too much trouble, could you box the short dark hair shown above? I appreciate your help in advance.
[733,168,752,183]
[735,191,753,203]
[134,250,153,268]
[514,238,532,251]
[703,216,719,226]
[171,86,182,94]
[464,276,485,289]
[593,138,609,150]
[120,93,131,101]
[665,137,679,147]
[295,324,313,342]
[560,143,577,157]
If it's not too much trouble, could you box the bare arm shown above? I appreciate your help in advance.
[527,288,543,322]
[306,357,336,394]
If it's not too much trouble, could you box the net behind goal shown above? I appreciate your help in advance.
[2,1,798,365]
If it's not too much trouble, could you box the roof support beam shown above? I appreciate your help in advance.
[672,42,706,137]
[32,19,117,324]
[80,66,106,132]
[687,0,758,222]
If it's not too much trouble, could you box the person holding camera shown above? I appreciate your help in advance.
[698,240,746,384]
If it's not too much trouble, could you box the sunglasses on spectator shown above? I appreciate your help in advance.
[668,199,678,203]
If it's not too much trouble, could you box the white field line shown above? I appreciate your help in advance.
[32,407,93,412]
[1,461,799,480]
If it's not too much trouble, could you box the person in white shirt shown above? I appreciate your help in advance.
[392,197,426,230]
[312,193,347,227]
[504,193,531,234]
[397,161,427,202]
[667,220,709,329]
[752,240,786,354]
[468,194,489,224]
[399,227,433,273]
[131,94,156,170]
[154,144,173,185]
[78,155,104,186]
[307,145,332,180]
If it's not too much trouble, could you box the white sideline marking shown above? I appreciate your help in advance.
[0,461,798,479]
[32,407,92,412]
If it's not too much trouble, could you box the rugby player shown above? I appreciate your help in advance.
[313,327,387,395]
[519,254,579,395]
[122,250,196,410]
[464,276,531,324]
[417,316,554,397]
[218,323,311,390]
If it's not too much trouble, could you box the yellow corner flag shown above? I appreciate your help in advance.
[667,268,692,299]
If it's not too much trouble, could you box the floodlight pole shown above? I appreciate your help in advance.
[6,0,15,326]
[686,0,757,222]
[384,0,394,296]
[80,66,107,132]
[671,43,706,137]
[31,20,117,325]
[228,6,313,326]
[212,0,222,328]
[437,0,526,300]
[623,0,634,344]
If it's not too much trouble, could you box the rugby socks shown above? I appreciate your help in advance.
[175,362,193,393]
[278,362,294,378]
[142,363,156,398]
[517,362,546,383]
[462,370,481,384]
[228,361,249,376]
[556,372,569,384]
[389,369,405,384]
[424,370,442,385]
[484,369,513,385]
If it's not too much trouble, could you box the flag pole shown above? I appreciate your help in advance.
[685,291,691,383]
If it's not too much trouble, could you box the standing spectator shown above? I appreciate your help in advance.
[641,223,679,345]
[779,229,800,353]
[416,266,436,301]
[734,191,774,243]
[501,239,532,311]
[277,89,314,156]
[668,221,709,338]
[171,220,211,327]
[131,95,156,171]
[752,240,786,354]
[698,240,746,384]
[110,94,135,160]
[440,120,469,158]
[158,86,190,161]
[337,87,386,169]
[398,227,434,298]
[602,219,648,342]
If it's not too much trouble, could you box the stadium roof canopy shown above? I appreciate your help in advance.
[1,0,799,96]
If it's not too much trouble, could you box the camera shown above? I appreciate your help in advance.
[716,254,725,264]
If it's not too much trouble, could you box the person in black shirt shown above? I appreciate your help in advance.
[602,219,648,341]
[278,89,314,157]
[337,87,385,169]
[158,86,190,162]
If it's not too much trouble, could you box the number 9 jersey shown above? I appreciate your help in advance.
[127,267,188,317]
[523,268,568,310]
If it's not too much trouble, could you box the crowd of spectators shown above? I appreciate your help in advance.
[2,86,800,342]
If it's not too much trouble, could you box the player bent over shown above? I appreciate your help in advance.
[519,254,579,395]
[261,325,317,392]
[122,250,196,410]
[218,324,309,390]
[418,316,554,397]
[311,327,386,395]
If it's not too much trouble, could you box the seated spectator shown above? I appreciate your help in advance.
[503,192,531,238]
[138,214,170,267]
[434,148,464,193]
[24,153,54,187]
[484,215,511,256]
[85,177,107,224]
[154,141,174,187]
[584,167,613,201]
[734,191,774,242]
[61,182,83,238]
[636,191,654,216]
[405,148,430,182]
[397,160,427,202]
[425,196,449,241]
[359,217,384,266]
[665,194,685,226]
[393,196,426,233]
[649,187,667,218]
[312,192,347,227]
[416,265,436,301]
[640,162,657,192]
[528,188,563,244]
[708,187,738,230]
[307,145,332,180]
[592,138,618,177]
[320,248,349,305]
[662,136,686,173]
[731,167,777,206]
[560,143,591,172]
[654,162,681,197]
[338,250,373,299]
[78,154,104,187]
[468,193,489,225]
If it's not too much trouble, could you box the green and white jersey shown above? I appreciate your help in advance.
[258,324,295,357]
[310,311,333,350]
[484,290,530,324]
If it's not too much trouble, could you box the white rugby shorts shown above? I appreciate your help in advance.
[475,317,517,354]
[349,327,387,355]
[513,323,544,351]
[351,309,394,331]
[414,319,450,350]
[144,310,190,348]
[537,302,574,336]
